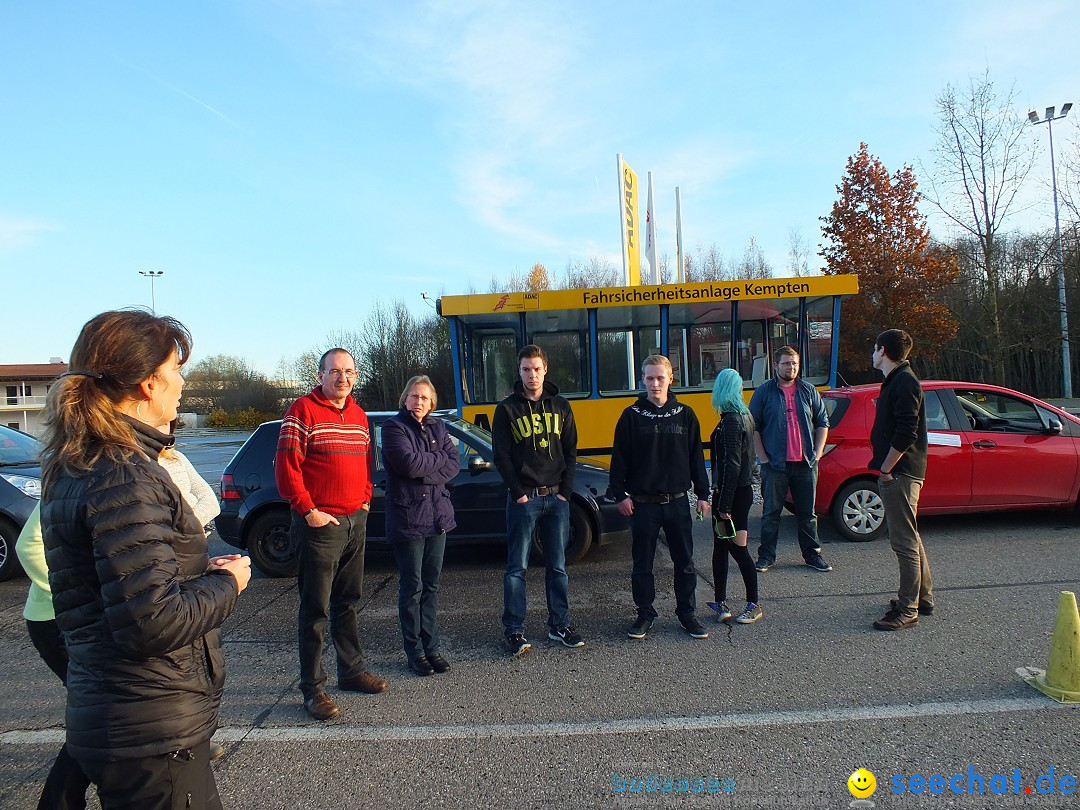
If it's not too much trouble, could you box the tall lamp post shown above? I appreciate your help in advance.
[138,270,165,314]
[1028,103,1073,398]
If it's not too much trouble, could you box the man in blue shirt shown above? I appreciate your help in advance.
[747,346,832,573]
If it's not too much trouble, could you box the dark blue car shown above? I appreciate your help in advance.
[0,424,43,581]
[217,412,630,577]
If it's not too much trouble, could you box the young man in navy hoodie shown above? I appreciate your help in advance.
[609,355,712,640]
[492,344,583,656]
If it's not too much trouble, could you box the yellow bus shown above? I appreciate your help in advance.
[438,274,859,454]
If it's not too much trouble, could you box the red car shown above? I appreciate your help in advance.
[817,381,1080,541]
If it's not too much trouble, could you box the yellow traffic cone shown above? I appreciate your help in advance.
[1020,591,1080,704]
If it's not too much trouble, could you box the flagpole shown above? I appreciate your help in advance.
[675,187,684,283]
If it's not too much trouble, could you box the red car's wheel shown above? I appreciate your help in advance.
[831,479,886,542]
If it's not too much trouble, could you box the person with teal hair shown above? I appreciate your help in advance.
[708,368,761,624]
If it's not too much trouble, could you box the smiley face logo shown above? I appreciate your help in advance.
[848,768,877,798]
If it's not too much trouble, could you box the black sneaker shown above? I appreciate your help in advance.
[804,554,833,572]
[626,616,654,639]
[755,560,771,572]
[548,626,585,648]
[506,634,532,657]
[680,616,709,639]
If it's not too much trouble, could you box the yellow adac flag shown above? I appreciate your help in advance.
[617,154,641,286]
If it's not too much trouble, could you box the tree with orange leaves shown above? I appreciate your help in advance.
[821,143,960,372]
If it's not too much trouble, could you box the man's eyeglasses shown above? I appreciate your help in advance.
[321,369,358,379]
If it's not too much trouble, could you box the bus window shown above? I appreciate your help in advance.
[474,330,518,403]
[458,311,521,404]
[598,329,633,393]
[804,296,834,386]
[525,309,589,396]
[669,302,733,389]
[767,298,800,356]
[736,298,799,387]
[737,318,768,386]
[597,305,662,394]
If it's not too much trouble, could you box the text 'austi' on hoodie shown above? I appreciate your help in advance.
[491,379,578,500]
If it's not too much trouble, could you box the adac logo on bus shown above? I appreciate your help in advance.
[492,292,539,312]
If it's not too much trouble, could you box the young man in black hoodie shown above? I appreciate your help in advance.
[492,344,583,656]
[869,329,933,631]
[609,355,712,640]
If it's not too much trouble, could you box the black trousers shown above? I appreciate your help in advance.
[630,500,698,620]
[295,508,369,699]
[27,619,91,810]
[79,741,221,810]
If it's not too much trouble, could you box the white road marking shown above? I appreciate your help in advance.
[3,696,1074,746]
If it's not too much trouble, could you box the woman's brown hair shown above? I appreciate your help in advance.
[41,309,191,492]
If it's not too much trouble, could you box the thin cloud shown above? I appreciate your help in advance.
[306,3,610,243]
[0,216,58,252]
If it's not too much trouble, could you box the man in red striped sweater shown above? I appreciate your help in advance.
[276,347,389,722]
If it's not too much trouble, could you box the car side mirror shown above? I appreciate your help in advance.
[1045,416,1063,435]
[468,456,493,473]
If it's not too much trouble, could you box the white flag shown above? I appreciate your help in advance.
[645,172,658,285]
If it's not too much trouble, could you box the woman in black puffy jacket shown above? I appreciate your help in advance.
[381,375,458,677]
[708,368,762,626]
[40,309,251,809]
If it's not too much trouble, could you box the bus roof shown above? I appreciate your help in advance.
[438,274,859,317]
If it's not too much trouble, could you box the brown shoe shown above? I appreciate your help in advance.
[339,671,389,694]
[890,598,934,616]
[873,609,918,631]
[210,742,226,761]
[304,692,340,721]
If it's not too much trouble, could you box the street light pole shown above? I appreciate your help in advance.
[1029,103,1074,398]
[138,270,165,314]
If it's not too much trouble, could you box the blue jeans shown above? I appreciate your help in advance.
[393,533,446,661]
[630,500,697,620]
[758,462,821,564]
[295,508,369,700]
[503,495,570,635]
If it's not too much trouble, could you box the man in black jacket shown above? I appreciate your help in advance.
[609,355,712,640]
[869,329,934,630]
[492,344,582,656]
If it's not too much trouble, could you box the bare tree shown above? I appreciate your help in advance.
[684,243,728,281]
[786,227,811,276]
[183,354,285,415]
[1058,117,1080,222]
[735,237,773,280]
[921,71,1039,383]
[561,256,620,289]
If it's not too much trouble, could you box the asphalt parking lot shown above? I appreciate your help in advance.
[0,432,1078,808]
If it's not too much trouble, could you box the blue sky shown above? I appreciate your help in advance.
[2,1,1077,376]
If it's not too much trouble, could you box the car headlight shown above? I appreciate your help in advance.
[1,473,42,499]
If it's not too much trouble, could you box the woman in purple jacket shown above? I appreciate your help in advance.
[381,376,458,677]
